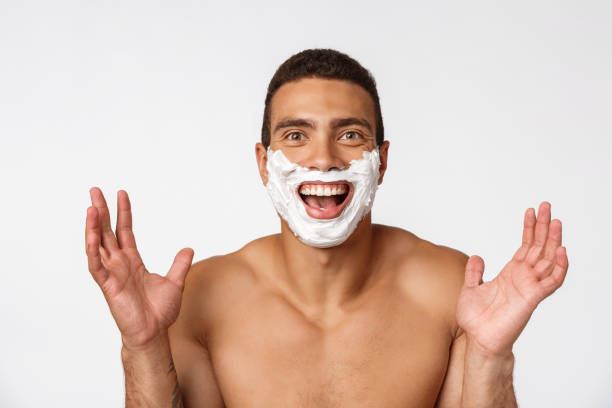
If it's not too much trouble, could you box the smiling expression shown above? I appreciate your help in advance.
[257,77,389,220]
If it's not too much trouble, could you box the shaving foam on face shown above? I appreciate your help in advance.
[265,147,381,248]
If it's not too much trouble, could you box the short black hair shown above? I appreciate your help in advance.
[261,48,384,148]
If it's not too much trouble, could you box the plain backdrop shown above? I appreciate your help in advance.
[1,1,610,406]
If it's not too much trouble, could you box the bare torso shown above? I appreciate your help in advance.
[170,225,468,407]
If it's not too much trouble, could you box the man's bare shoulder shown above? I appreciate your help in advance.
[189,233,279,280]
[375,225,468,328]
[374,224,468,270]
[182,235,280,326]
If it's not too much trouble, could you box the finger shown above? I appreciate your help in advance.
[464,255,485,288]
[533,201,551,247]
[538,246,568,298]
[166,248,195,290]
[515,208,536,261]
[543,219,562,262]
[526,202,552,265]
[116,190,138,250]
[521,207,536,247]
[89,187,119,251]
[85,206,110,286]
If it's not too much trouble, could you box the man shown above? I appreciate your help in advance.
[85,49,568,407]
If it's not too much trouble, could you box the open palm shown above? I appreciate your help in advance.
[456,202,569,355]
[85,187,194,349]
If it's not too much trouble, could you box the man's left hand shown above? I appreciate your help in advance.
[456,201,569,356]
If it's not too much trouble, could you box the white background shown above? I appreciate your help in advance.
[1,1,610,406]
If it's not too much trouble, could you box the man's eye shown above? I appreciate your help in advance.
[341,131,362,140]
[286,132,305,141]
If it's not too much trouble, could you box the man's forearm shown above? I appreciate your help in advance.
[122,331,184,408]
[461,337,518,408]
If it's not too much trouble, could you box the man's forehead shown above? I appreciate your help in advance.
[270,78,376,127]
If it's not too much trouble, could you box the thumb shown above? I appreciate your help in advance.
[464,255,485,288]
[166,248,195,290]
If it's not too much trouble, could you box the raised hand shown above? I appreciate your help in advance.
[456,201,569,355]
[85,187,194,350]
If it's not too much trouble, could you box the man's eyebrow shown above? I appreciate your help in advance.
[273,118,316,133]
[330,117,373,132]
[273,117,373,133]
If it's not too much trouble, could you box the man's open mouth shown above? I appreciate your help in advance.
[297,181,353,219]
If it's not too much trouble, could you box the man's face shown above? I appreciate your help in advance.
[257,77,389,190]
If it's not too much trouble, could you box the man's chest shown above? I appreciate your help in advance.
[205,290,454,408]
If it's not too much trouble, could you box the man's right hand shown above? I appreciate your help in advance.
[85,187,194,351]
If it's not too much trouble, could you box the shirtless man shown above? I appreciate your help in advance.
[85,49,569,407]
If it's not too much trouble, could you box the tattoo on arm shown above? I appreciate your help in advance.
[168,360,184,408]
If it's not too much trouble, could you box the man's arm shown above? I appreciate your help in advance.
[122,332,184,408]
[461,335,517,407]
[167,261,225,408]
[437,202,568,407]
[436,331,517,408]
[121,262,225,408]
[122,326,225,408]
[85,188,222,407]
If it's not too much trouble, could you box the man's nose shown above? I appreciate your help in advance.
[304,141,345,172]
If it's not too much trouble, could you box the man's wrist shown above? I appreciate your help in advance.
[121,330,170,358]
[464,335,515,365]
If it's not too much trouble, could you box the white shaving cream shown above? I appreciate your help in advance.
[265,147,381,248]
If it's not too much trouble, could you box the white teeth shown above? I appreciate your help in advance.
[299,184,349,196]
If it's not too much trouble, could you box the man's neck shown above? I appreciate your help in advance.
[273,214,377,324]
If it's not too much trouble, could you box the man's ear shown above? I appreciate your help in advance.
[377,140,390,185]
[255,142,269,185]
